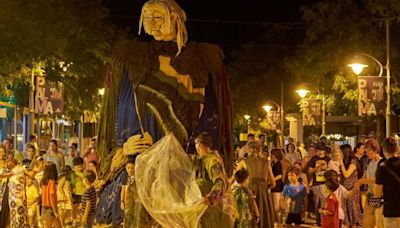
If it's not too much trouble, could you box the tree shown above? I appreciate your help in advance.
[288,0,400,110]
[0,0,115,119]
[286,0,400,139]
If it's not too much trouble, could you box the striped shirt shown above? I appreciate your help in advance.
[80,187,97,217]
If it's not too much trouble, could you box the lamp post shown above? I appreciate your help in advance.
[348,19,391,138]
[244,114,251,133]
[263,101,283,147]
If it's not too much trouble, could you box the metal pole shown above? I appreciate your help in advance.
[386,18,391,138]
[14,107,17,150]
[280,80,284,146]
[29,65,35,136]
[322,94,326,136]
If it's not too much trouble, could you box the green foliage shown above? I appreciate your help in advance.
[287,0,400,115]
[0,0,115,119]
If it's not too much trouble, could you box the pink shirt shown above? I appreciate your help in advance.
[85,149,100,170]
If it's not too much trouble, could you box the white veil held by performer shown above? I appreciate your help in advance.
[135,133,207,228]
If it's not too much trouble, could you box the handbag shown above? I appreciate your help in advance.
[367,163,400,208]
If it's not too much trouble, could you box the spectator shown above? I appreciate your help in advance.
[271,148,284,224]
[375,137,400,227]
[356,139,384,228]
[81,170,97,228]
[71,143,80,157]
[320,177,339,228]
[25,134,39,154]
[239,134,255,159]
[65,146,75,168]
[44,140,64,173]
[301,144,316,171]
[338,144,362,227]
[258,134,266,147]
[319,136,332,157]
[22,144,36,168]
[71,157,85,226]
[285,143,302,165]
[58,166,73,226]
[354,142,368,179]
[41,162,62,228]
[3,138,23,162]
[307,141,331,226]
[83,138,100,170]
[232,169,260,227]
[27,175,40,227]
[281,166,307,226]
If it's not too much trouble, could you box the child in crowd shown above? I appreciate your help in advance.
[320,177,339,228]
[281,166,307,227]
[41,162,62,228]
[71,157,85,226]
[81,170,97,228]
[293,162,309,189]
[88,160,104,191]
[32,157,45,186]
[328,150,341,175]
[39,150,47,158]
[65,146,75,168]
[121,156,158,228]
[232,169,260,228]
[323,170,354,228]
[57,165,73,226]
[27,175,40,227]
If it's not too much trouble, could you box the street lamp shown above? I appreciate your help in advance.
[98,88,105,96]
[262,101,283,147]
[243,114,251,133]
[295,89,310,99]
[348,18,391,138]
[262,105,273,113]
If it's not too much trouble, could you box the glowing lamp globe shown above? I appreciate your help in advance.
[263,105,272,112]
[347,63,368,75]
[296,89,309,98]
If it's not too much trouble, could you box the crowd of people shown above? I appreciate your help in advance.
[0,136,100,228]
[231,133,400,228]
[0,132,400,228]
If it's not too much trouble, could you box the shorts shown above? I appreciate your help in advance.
[41,207,55,220]
[286,213,303,225]
[72,194,82,204]
[28,205,38,217]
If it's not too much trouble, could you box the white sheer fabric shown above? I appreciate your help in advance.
[135,133,207,228]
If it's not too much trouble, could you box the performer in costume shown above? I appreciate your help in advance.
[95,0,233,225]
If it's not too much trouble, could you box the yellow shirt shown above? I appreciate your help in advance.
[27,185,39,206]
[71,170,85,195]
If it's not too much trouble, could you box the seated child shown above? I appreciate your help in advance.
[232,169,260,227]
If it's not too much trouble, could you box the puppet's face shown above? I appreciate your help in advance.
[142,4,176,42]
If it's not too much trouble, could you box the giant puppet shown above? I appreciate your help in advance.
[95,0,233,226]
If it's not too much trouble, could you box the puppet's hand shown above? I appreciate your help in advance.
[123,132,153,155]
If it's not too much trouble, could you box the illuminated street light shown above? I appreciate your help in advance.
[98,88,105,96]
[263,105,273,113]
[347,63,368,75]
[347,45,391,138]
[295,89,310,99]
[244,114,251,120]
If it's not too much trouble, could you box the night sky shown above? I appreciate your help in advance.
[104,0,308,45]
